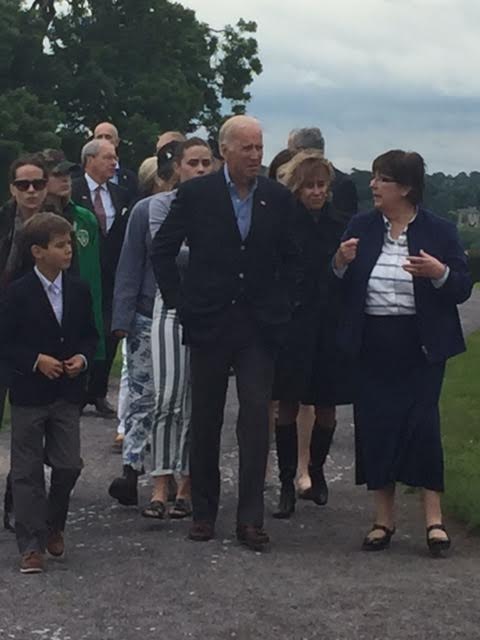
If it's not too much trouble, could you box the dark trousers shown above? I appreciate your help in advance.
[86,295,119,400]
[86,333,119,400]
[0,385,7,428]
[189,305,274,528]
[10,400,82,554]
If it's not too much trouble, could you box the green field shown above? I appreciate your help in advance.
[441,330,480,529]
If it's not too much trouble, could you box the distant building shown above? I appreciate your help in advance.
[455,207,480,227]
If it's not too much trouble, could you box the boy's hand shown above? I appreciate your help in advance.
[37,354,64,380]
[63,355,86,379]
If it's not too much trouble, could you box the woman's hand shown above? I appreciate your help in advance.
[334,238,359,270]
[403,250,447,280]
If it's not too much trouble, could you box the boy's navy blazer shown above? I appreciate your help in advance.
[151,169,301,346]
[336,207,472,363]
[0,271,98,406]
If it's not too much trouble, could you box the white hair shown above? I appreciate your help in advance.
[81,140,103,166]
[218,115,261,148]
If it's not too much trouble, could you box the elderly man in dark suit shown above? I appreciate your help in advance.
[151,116,301,551]
[288,127,358,217]
[93,122,139,205]
[72,139,130,416]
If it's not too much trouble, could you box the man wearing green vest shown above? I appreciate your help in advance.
[40,149,105,361]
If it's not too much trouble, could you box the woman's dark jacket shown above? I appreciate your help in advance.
[336,207,472,363]
[294,200,350,314]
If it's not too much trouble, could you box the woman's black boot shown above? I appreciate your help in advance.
[309,422,336,506]
[273,422,298,519]
[108,465,139,506]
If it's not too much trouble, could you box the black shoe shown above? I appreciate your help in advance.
[309,466,328,506]
[426,524,451,557]
[274,422,297,519]
[188,521,215,542]
[309,423,335,506]
[362,524,396,551]
[273,482,295,519]
[108,465,138,506]
[94,397,116,417]
[236,525,270,551]
[297,487,313,501]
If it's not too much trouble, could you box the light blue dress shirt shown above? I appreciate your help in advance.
[224,165,258,241]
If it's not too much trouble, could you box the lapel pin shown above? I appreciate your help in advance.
[260,200,266,206]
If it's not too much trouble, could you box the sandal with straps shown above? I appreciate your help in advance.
[426,523,451,558]
[141,500,166,520]
[362,523,396,551]
[169,498,192,519]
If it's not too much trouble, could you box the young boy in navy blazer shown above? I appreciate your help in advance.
[0,213,98,573]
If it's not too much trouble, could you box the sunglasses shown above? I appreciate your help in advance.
[12,179,48,192]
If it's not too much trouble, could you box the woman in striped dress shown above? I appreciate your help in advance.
[333,150,472,555]
[144,138,214,519]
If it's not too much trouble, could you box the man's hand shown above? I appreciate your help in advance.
[113,330,128,339]
[63,355,86,379]
[334,238,360,270]
[37,354,64,380]
[403,250,447,280]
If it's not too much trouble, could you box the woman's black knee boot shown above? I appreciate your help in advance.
[309,422,336,506]
[108,465,139,506]
[273,422,298,519]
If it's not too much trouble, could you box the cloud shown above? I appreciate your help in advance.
[182,0,480,173]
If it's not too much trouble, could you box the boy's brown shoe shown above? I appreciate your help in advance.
[47,530,65,557]
[20,551,45,574]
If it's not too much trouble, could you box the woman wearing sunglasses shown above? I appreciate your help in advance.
[0,155,49,288]
[333,149,472,556]
[0,155,49,519]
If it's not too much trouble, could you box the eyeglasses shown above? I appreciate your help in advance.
[371,174,396,184]
[12,179,48,192]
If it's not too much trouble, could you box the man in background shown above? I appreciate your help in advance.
[94,122,138,204]
[72,140,130,416]
[288,127,358,217]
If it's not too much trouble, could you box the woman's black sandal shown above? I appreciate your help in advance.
[426,524,451,557]
[169,498,192,519]
[362,524,396,551]
[141,500,166,519]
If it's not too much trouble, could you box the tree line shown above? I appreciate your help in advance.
[0,0,262,200]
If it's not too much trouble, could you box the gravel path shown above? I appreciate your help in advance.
[0,290,479,640]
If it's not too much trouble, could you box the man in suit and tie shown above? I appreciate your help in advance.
[72,139,130,416]
[93,122,139,204]
[151,115,301,551]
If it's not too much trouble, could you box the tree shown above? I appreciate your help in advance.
[0,0,262,199]
[40,0,262,167]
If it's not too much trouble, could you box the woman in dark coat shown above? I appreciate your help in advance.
[272,151,351,518]
[333,149,472,555]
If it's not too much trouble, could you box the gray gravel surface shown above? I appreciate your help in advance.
[0,289,479,640]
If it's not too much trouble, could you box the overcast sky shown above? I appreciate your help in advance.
[182,0,480,175]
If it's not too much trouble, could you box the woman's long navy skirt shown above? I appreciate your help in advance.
[354,315,446,491]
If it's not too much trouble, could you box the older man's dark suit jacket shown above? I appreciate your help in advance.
[151,170,301,347]
[0,271,98,406]
[71,176,130,304]
[336,207,472,362]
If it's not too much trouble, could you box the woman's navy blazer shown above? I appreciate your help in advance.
[336,207,472,363]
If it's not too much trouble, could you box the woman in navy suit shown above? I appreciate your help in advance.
[333,150,472,556]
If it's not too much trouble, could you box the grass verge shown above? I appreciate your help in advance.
[441,330,480,530]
